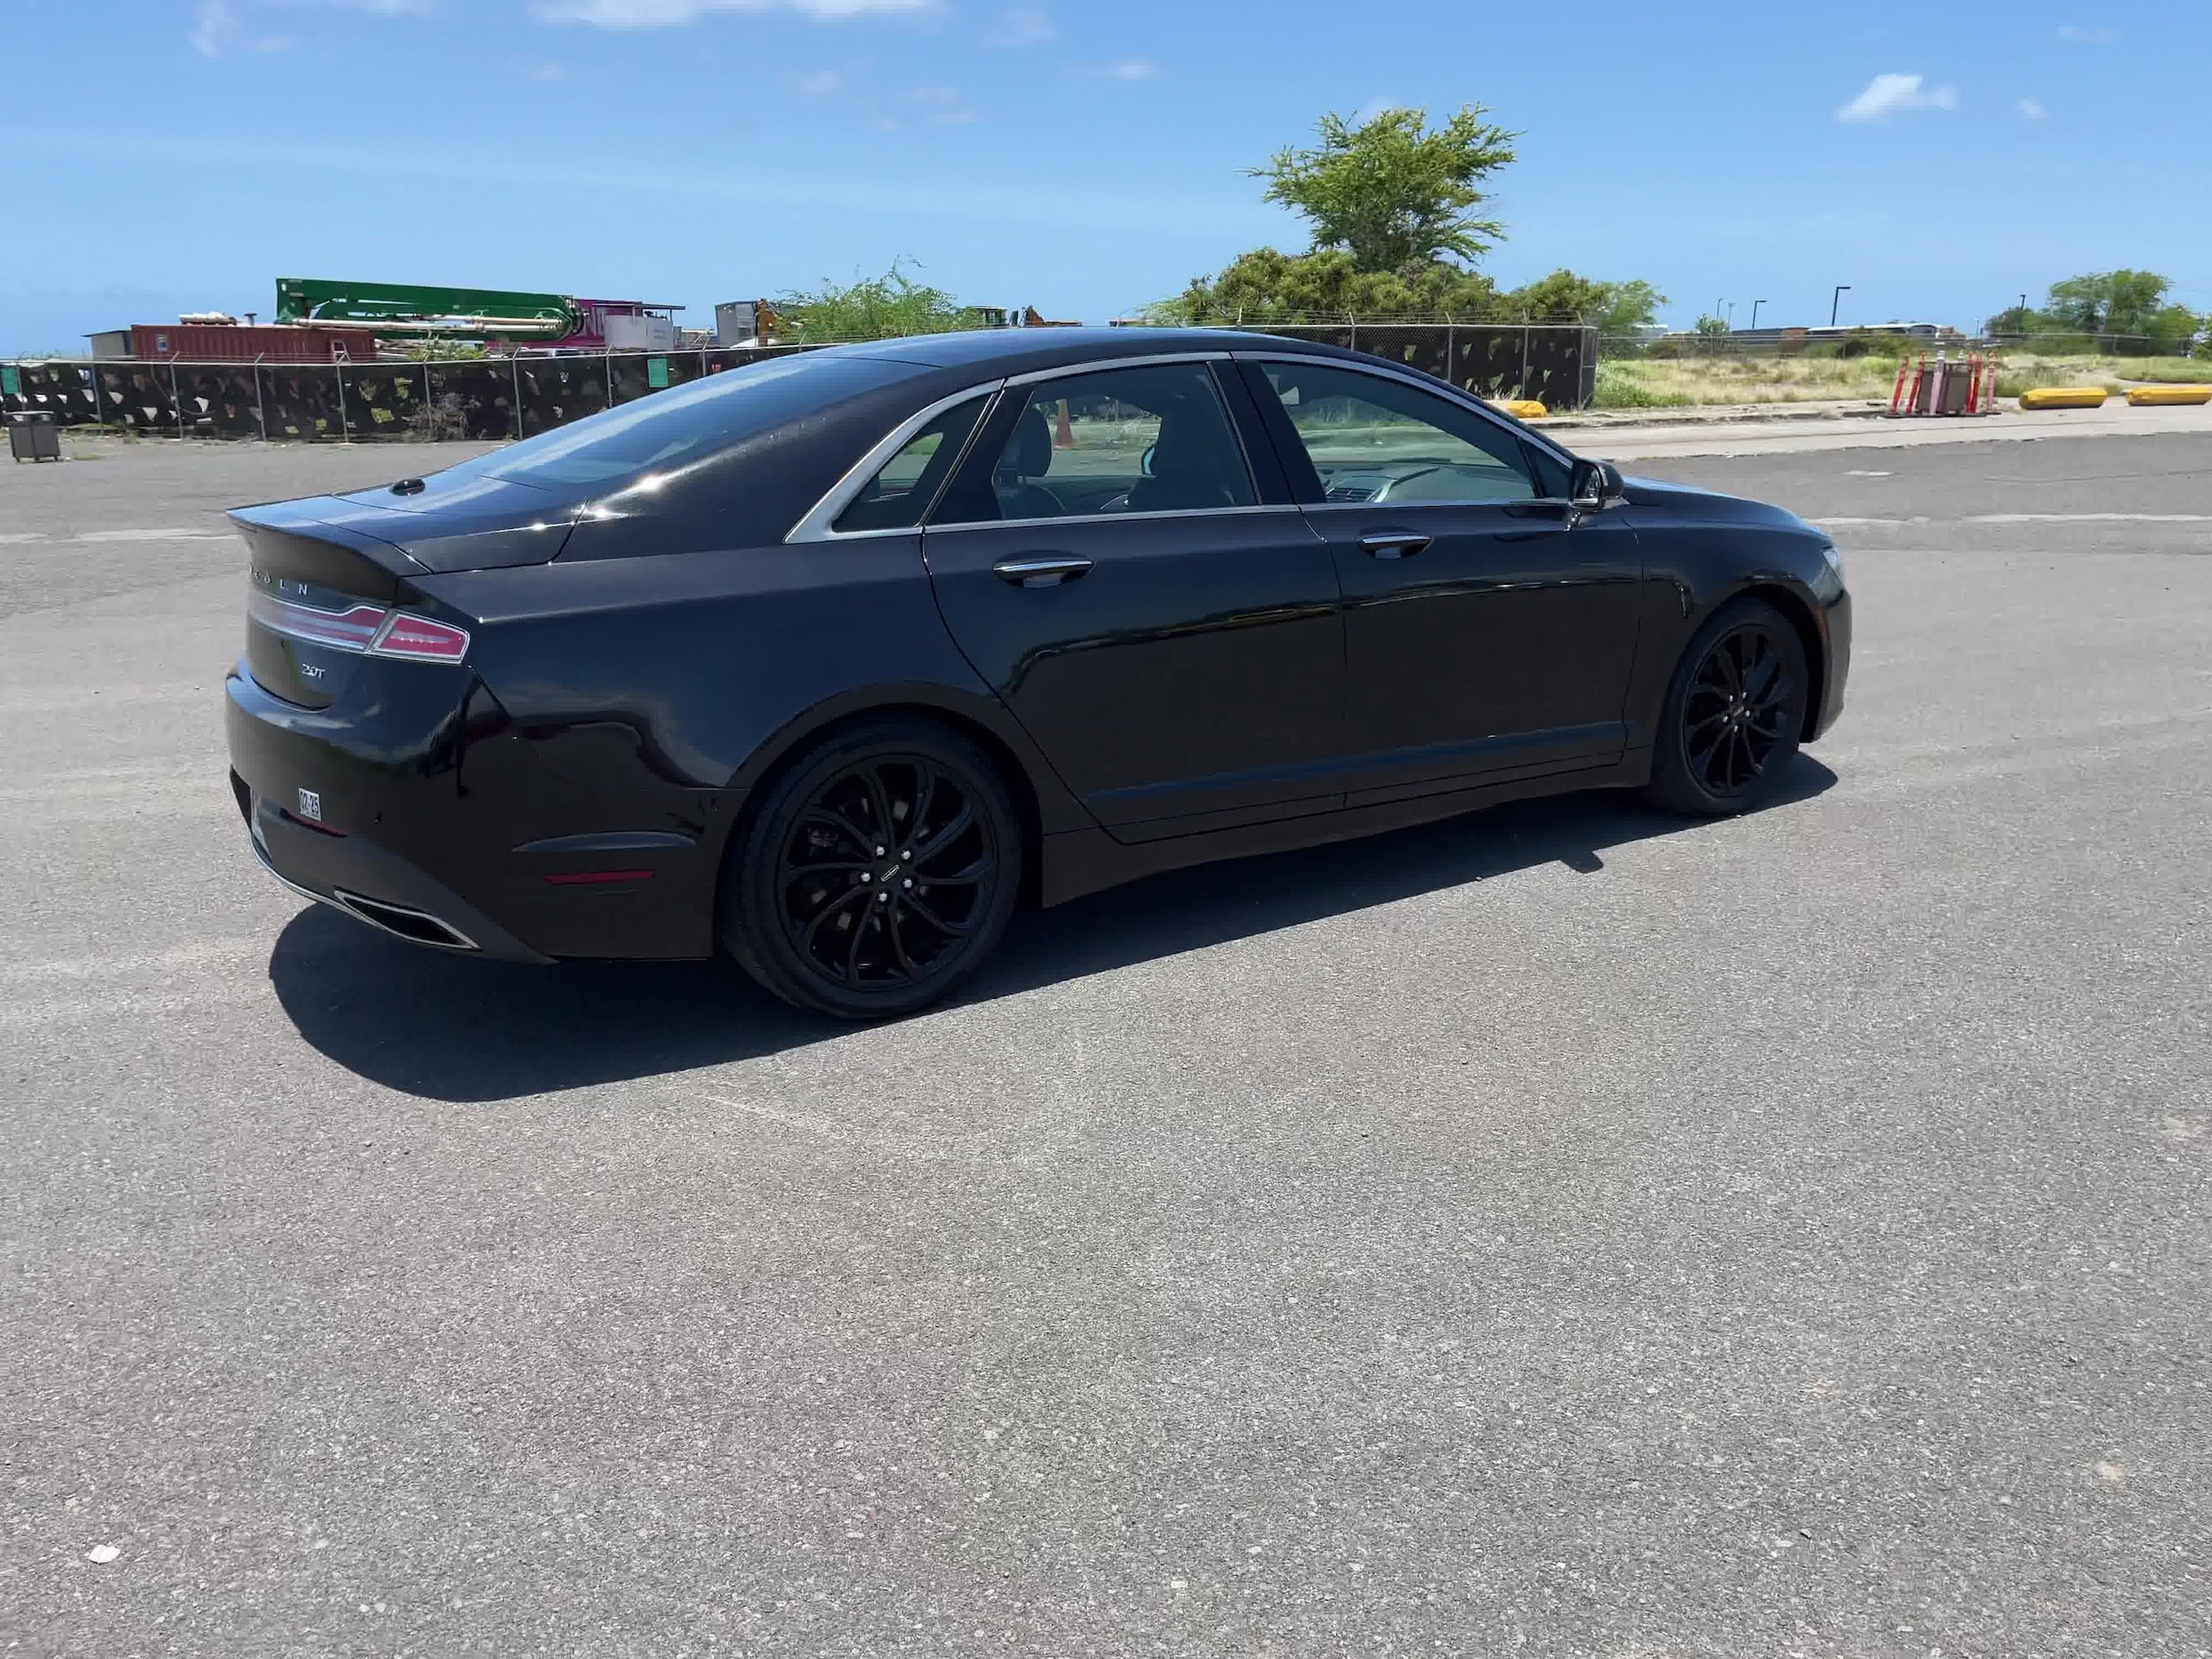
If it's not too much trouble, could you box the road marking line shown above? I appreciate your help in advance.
[73,527,233,542]
[1816,512,2212,527]
[0,938,265,985]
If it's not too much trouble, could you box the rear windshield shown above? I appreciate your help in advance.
[443,351,928,493]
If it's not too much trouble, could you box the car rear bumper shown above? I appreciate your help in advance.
[226,662,557,963]
[234,769,553,963]
[226,661,720,962]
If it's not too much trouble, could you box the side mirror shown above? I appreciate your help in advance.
[1569,457,1624,511]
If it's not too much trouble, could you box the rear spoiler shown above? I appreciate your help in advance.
[230,505,428,604]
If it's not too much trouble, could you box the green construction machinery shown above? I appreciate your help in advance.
[274,278,581,342]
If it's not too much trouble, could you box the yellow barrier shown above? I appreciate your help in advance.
[2125,384,2212,407]
[1489,398,1548,419]
[2017,387,2109,410]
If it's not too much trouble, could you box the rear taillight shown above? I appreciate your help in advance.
[369,612,472,662]
[250,590,471,663]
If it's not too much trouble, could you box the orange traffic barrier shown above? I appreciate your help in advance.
[1054,399,1074,449]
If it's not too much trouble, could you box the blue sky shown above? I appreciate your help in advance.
[3,0,2205,353]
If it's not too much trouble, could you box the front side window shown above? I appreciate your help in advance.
[1255,361,1536,506]
[954,362,1257,523]
[832,395,987,533]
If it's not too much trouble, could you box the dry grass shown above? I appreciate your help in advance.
[1594,349,2212,409]
[1592,355,1902,410]
[1991,355,2211,397]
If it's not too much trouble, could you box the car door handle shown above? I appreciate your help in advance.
[993,556,1094,588]
[1359,531,1432,559]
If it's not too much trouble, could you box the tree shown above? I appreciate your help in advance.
[1146,247,1502,325]
[1253,104,1518,272]
[1993,271,2202,352]
[1145,102,1664,333]
[1507,271,1667,330]
[1693,315,1731,339]
[775,262,987,342]
[2043,269,2170,335]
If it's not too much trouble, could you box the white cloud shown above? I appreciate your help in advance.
[534,0,937,23]
[196,0,433,54]
[2017,96,2047,120]
[190,0,294,56]
[1072,56,1157,80]
[1353,97,1408,125]
[902,85,979,125]
[783,66,975,128]
[1836,72,1957,123]
[980,7,1052,47]
[2057,23,2116,42]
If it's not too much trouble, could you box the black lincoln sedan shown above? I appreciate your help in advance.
[226,327,1849,1018]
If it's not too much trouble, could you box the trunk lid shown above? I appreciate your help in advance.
[232,499,518,710]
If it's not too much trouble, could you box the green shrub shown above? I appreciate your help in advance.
[1589,363,1692,410]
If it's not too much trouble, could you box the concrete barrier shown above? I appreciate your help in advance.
[2124,385,2212,407]
[2017,387,2109,411]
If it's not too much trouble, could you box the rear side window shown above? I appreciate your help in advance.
[833,395,988,533]
[442,352,928,496]
[1252,361,1535,505]
[939,362,1256,524]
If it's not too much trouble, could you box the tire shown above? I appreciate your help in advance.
[1643,597,1809,817]
[719,718,1024,1020]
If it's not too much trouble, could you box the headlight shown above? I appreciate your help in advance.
[1818,540,1844,579]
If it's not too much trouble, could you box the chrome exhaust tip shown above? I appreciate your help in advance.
[331,889,479,951]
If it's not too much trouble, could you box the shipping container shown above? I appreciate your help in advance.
[130,323,382,364]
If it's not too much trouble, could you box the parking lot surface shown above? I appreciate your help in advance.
[4,429,2209,1656]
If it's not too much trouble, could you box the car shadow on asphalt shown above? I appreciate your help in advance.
[270,757,1837,1103]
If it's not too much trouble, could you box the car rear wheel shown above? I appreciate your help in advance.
[720,718,1023,1020]
[1644,597,1809,817]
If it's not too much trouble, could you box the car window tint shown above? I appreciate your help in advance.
[1522,441,1572,500]
[443,352,927,495]
[965,362,1256,523]
[1256,362,1535,505]
[832,395,987,533]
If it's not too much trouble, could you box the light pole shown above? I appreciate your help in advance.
[1750,298,1767,330]
[1725,300,1737,329]
[1831,284,1851,326]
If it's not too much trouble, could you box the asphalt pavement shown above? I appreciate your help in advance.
[4,426,2208,1657]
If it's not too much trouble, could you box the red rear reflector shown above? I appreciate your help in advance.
[371,613,472,662]
[542,869,654,886]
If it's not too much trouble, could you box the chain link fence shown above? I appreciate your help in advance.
[1,323,1600,442]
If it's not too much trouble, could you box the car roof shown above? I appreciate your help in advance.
[841,326,1349,376]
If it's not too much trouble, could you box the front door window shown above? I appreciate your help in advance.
[1252,360,1538,505]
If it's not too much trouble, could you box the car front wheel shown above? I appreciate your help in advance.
[1644,597,1809,817]
[720,718,1023,1020]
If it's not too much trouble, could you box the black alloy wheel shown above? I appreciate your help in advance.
[722,719,1022,1019]
[1646,597,1809,816]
